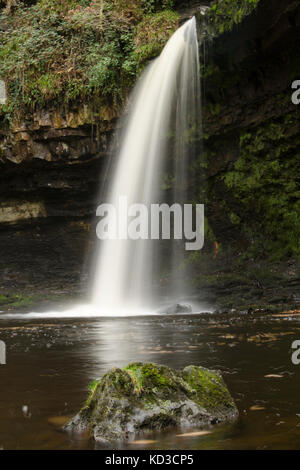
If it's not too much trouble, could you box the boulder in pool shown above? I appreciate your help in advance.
[158,303,193,314]
[66,362,238,444]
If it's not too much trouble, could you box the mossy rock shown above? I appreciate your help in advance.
[66,362,238,443]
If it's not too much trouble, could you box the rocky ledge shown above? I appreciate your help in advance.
[66,362,238,444]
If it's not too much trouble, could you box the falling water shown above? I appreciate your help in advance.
[91,17,201,315]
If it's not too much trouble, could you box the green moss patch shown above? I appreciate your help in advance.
[223,115,300,259]
[69,362,238,443]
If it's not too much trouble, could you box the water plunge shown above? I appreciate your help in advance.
[91,17,202,316]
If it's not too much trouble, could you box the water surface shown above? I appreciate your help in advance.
[0,312,299,449]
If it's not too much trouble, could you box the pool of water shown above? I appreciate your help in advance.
[0,312,300,449]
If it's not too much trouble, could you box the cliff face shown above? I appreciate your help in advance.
[0,106,115,222]
[0,105,114,302]
[0,0,299,311]
[193,0,300,309]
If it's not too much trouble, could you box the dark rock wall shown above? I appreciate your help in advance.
[192,0,300,308]
[0,107,116,292]
[201,0,300,251]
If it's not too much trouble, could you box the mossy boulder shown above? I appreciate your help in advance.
[66,362,238,443]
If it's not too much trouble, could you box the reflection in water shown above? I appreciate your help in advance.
[94,319,152,368]
[0,313,300,449]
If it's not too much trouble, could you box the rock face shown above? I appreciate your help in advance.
[67,362,238,444]
[190,0,300,309]
[0,106,113,300]
[158,304,193,314]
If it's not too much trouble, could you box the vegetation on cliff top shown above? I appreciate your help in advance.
[207,0,260,34]
[0,0,179,121]
[0,0,262,121]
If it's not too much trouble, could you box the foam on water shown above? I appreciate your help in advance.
[0,301,211,320]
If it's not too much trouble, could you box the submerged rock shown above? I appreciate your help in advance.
[159,303,193,314]
[66,362,238,444]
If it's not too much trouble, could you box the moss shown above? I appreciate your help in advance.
[209,102,222,116]
[0,294,8,305]
[0,291,74,311]
[88,379,101,393]
[109,368,135,395]
[84,385,97,408]
[9,295,36,308]
[183,365,235,412]
[125,362,174,392]
[230,212,241,225]
[222,115,300,259]
[193,272,252,289]
[132,10,179,69]
[85,362,234,408]
[207,0,260,35]
[0,293,38,308]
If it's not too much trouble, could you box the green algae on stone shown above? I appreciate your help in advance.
[66,362,238,443]
[183,366,236,416]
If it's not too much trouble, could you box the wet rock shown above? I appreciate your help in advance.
[290,294,300,304]
[159,303,193,314]
[0,201,46,225]
[66,362,238,444]
[213,308,228,314]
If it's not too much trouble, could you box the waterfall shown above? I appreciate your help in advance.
[91,17,201,315]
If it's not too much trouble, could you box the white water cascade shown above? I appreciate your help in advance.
[91,17,201,315]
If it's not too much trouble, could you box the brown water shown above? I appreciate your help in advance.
[0,312,300,450]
